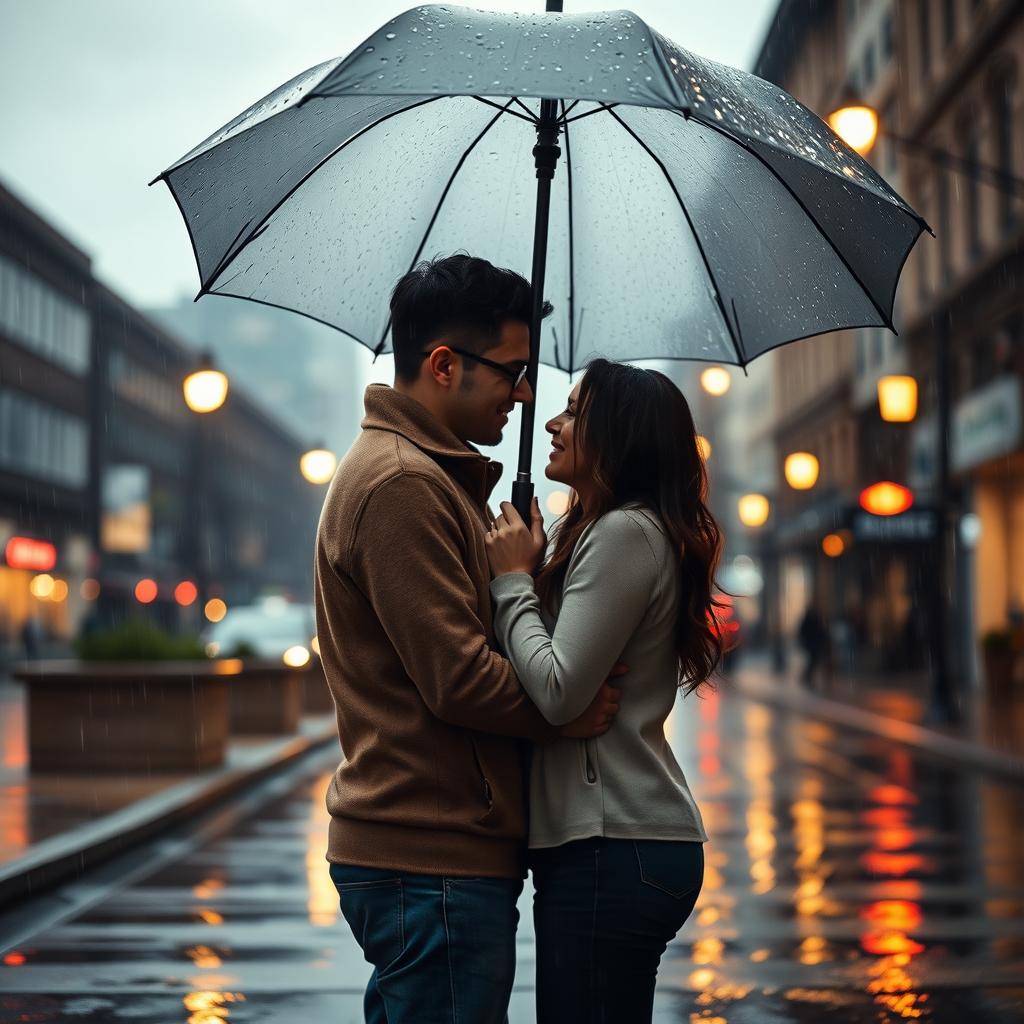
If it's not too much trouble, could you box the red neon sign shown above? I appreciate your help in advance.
[5,536,57,572]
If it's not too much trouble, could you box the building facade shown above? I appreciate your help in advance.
[746,0,1023,679]
[0,182,324,658]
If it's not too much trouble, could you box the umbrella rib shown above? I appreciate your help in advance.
[372,99,518,357]
[511,97,540,122]
[198,95,447,297]
[604,107,746,368]
[560,99,581,121]
[685,112,896,331]
[472,96,537,124]
[561,99,577,376]
[563,103,620,126]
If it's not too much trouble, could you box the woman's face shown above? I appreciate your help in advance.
[545,379,585,487]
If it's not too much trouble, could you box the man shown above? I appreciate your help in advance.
[315,254,621,1024]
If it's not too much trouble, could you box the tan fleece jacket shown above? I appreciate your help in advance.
[314,384,556,878]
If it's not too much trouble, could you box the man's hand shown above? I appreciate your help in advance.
[561,662,627,738]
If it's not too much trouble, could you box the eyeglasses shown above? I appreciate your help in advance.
[420,345,529,389]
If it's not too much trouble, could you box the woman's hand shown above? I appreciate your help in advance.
[485,498,547,577]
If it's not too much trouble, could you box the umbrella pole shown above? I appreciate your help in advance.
[512,102,561,524]
[512,1,564,523]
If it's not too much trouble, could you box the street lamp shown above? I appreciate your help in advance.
[300,445,337,485]
[701,366,732,396]
[860,481,914,517]
[784,452,819,490]
[878,375,918,422]
[183,352,228,616]
[183,351,229,413]
[738,493,770,528]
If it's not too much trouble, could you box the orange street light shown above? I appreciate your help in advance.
[738,494,770,528]
[784,452,819,490]
[183,352,229,414]
[300,446,337,485]
[860,481,913,516]
[878,375,918,422]
[700,366,732,396]
[827,97,879,155]
[822,533,845,558]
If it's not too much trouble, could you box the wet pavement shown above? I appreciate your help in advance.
[1,683,1022,1023]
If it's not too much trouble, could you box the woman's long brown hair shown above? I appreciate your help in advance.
[534,359,728,697]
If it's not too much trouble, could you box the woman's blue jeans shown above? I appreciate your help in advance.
[329,862,522,1024]
[529,837,704,1023]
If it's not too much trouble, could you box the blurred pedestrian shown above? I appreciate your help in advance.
[797,602,830,689]
[485,359,716,1024]
[20,615,41,661]
[315,255,622,1024]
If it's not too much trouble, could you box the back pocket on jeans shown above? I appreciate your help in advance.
[332,874,405,973]
[633,841,704,899]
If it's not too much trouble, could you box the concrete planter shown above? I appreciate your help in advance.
[302,657,334,714]
[226,661,304,735]
[13,660,231,773]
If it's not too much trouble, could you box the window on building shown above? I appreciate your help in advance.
[918,0,931,79]
[936,168,951,285]
[0,387,88,488]
[881,10,895,64]
[943,0,957,47]
[0,255,90,374]
[990,64,1018,234]
[962,117,982,259]
[863,42,877,90]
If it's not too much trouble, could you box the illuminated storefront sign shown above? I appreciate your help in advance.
[5,536,57,571]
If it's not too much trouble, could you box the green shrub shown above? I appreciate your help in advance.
[75,620,208,662]
[228,639,258,658]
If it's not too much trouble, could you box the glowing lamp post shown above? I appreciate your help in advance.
[878,376,918,422]
[827,99,879,155]
[300,446,337,485]
[183,353,229,413]
[700,366,732,396]
[784,452,819,490]
[183,352,229,615]
[860,482,913,517]
[738,494,770,528]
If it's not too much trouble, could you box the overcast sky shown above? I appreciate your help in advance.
[2,0,777,309]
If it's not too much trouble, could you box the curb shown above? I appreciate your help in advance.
[0,721,339,908]
[730,674,1024,784]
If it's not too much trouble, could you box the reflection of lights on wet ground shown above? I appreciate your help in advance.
[742,705,776,896]
[197,909,224,925]
[306,773,339,927]
[185,945,223,969]
[193,877,225,900]
[183,990,246,1024]
[798,934,833,965]
[691,936,725,964]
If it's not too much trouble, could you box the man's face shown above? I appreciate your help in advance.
[449,320,533,446]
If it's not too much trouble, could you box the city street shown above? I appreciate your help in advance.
[2,684,1022,1024]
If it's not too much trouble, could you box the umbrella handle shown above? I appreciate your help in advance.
[512,477,535,525]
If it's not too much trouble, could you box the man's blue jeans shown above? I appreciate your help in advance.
[329,862,523,1024]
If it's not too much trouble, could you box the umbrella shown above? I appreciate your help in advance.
[152,2,926,520]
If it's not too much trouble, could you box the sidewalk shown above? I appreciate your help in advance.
[729,650,1024,783]
[0,678,340,907]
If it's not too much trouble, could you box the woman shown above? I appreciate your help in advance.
[485,358,725,1023]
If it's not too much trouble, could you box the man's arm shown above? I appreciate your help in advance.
[347,473,557,740]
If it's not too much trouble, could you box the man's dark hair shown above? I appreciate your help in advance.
[389,254,553,383]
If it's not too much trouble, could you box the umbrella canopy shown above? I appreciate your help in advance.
[154,5,925,376]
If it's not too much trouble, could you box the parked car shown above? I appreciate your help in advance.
[204,597,316,666]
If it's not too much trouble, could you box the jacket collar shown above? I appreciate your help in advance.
[361,384,503,504]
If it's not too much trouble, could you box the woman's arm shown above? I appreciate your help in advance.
[489,510,661,726]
